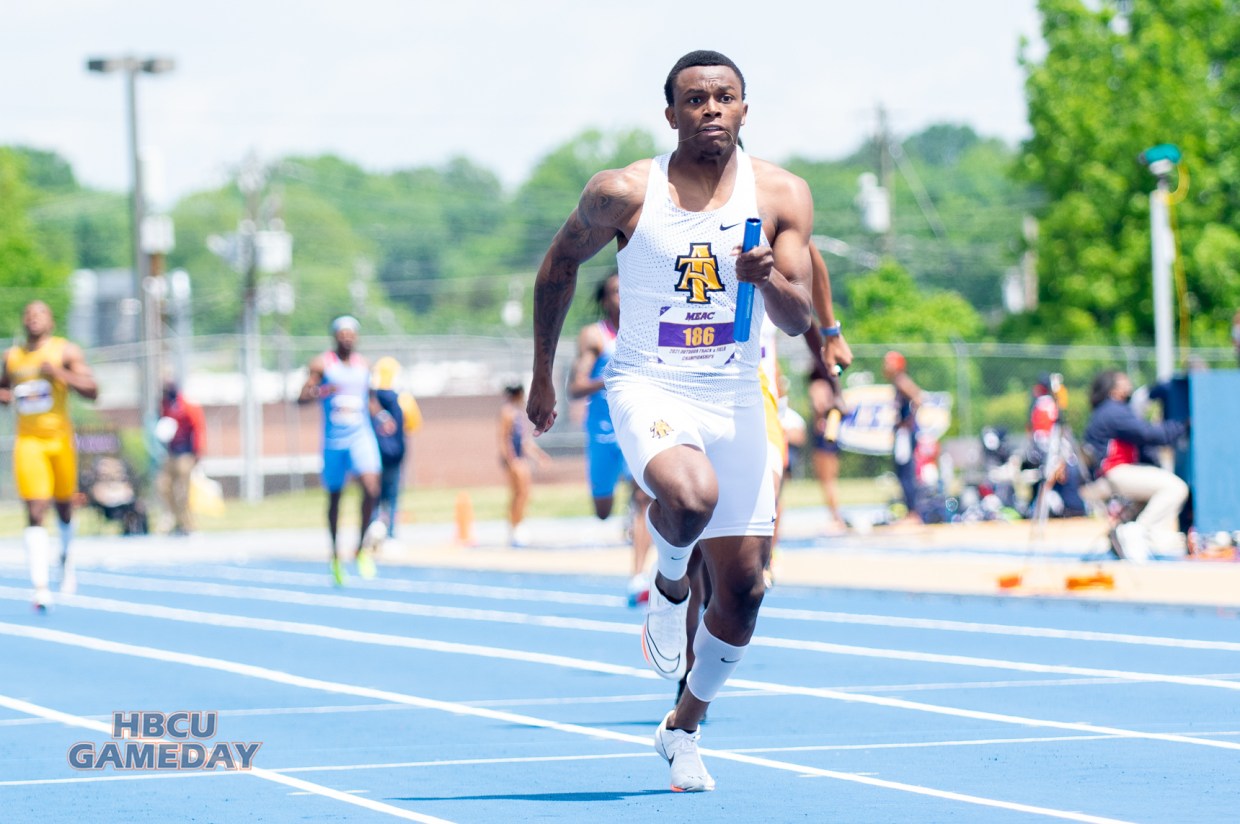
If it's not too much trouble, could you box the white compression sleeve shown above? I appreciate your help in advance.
[685,620,747,703]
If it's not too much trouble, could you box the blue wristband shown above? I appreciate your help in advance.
[821,322,842,338]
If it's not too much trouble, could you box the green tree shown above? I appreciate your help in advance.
[845,260,986,413]
[1018,0,1240,345]
[515,129,659,268]
[845,260,984,345]
[12,146,130,273]
[0,148,68,333]
[791,125,1034,317]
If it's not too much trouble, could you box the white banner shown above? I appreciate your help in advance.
[837,385,953,455]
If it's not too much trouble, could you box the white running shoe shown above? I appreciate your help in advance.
[59,558,77,596]
[32,587,52,613]
[642,579,689,680]
[654,712,715,792]
[1115,522,1151,563]
[362,520,387,555]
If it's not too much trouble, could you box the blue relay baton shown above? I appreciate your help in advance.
[733,217,762,343]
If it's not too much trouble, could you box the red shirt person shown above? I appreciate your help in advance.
[157,380,206,535]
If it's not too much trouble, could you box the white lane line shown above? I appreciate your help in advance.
[462,688,775,708]
[51,575,1240,694]
[3,592,1240,756]
[0,702,427,728]
[0,703,418,728]
[754,636,1240,691]
[0,693,456,824]
[0,623,1134,823]
[0,587,649,678]
[0,753,653,787]
[8,672,1211,733]
[102,564,631,608]
[5,730,1240,790]
[760,606,1240,652]
[0,772,219,787]
[140,563,1240,652]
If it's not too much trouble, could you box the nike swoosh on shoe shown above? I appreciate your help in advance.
[644,625,682,675]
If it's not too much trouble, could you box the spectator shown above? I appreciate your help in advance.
[156,379,206,536]
[498,383,548,547]
[807,368,847,534]
[1023,374,1086,518]
[1083,370,1189,561]
[370,357,422,539]
[882,351,922,523]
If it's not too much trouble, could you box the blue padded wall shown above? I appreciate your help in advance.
[1189,370,1240,534]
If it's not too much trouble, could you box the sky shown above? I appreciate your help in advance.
[2,0,1043,208]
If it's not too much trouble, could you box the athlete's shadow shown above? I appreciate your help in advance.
[393,789,673,802]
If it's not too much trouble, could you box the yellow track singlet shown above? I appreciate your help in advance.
[6,337,72,439]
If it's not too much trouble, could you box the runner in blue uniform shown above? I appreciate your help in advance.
[298,316,384,585]
[569,273,652,604]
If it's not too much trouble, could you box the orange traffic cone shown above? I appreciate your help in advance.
[454,491,475,546]
[1065,569,1115,591]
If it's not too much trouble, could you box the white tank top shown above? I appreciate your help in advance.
[606,149,765,407]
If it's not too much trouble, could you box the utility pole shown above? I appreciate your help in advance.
[142,212,175,395]
[238,158,265,504]
[208,156,293,503]
[1021,215,1039,312]
[857,106,894,254]
[876,105,896,256]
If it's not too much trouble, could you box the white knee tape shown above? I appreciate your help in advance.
[646,506,692,581]
[685,621,747,703]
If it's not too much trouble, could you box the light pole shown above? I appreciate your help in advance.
[86,55,175,431]
[1139,143,1181,382]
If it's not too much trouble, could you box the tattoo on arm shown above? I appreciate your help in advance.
[533,274,576,356]
[532,207,615,369]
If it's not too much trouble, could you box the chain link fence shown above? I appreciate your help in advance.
[0,333,1233,499]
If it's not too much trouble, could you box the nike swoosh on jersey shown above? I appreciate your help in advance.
[719,222,742,232]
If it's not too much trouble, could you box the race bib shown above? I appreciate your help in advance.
[656,305,736,368]
[13,380,53,416]
[329,394,364,427]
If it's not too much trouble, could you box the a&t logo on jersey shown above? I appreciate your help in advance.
[674,243,724,304]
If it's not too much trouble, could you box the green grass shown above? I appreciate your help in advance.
[0,477,887,537]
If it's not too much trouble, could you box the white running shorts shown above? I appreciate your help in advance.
[606,378,775,540]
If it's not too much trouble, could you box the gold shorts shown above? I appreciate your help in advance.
[14,434,77,501]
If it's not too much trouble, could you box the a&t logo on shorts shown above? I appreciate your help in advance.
[649,420,673,439]
[67,711,262,772]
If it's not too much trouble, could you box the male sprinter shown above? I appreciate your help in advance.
[0,301,98,609]
[527,50,814,791]
[568,272,653,604]
[299,316,385,586]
